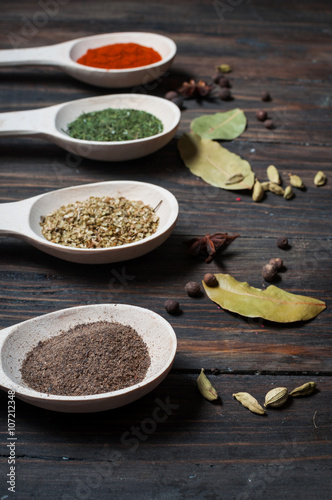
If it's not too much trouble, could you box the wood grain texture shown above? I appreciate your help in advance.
[0,0,331,498]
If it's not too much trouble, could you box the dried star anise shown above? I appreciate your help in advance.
[177,79,213,98]
[187,232,239,263]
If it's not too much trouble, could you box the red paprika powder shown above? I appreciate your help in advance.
[76,42,162,70]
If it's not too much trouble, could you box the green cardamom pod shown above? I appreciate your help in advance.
[283,185,294,200]
[252,180,264,202]
[225,173,245,185]
[267,165,281,185]
[197,368,218,401]
[217,64,231,73]
[289,381,316,397]
[289,174,304,189]
[269,182,285,196]
[314,171,327,187]
[264,387,288,408]
[260,181,270,192]
[233,392,265,415]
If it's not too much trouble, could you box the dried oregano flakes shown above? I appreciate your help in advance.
[40,196,159,249]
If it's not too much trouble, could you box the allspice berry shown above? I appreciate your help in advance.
[269,257,283,271]
[277,236,289,249]
[219,77,231,88]
[171,96,184,109]
[261,91,272,102]
[218,88,232,101]
[165,90,179,101]
[164,299,180,315]
[204,273,218,287]
[264,119,274,129]
[262,263,278,283]
[256,110,267,121]
[185,281,202,297]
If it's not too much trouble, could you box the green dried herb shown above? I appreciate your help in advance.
[66,108,163,142]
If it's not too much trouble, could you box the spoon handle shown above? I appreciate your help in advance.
[0,198,31,237]
[0,42,68,67]
[0,106,55,137]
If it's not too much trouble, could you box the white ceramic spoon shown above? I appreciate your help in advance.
[0,180,179,264]
[0,32,177,88]
[0,303,177,412]
[0,92,181,161]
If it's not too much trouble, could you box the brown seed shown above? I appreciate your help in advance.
[269,257,283,271]
[264,119,274,129]
[204,273,218,287]
[164,299,180,315]
[213,72,222,84]
[218,88,232,100]
[185,281,202,297]
[261,91,272,102]
[165,90,179,101]
[262,263,278,282]
[219,77,231,88]
[256,110,267,121]
[277,236,289,249]
[171,96,184,109]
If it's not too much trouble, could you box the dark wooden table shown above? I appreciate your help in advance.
[0,1,331,499]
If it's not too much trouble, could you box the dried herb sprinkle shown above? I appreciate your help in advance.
[66,108,163,142]
[40,195,159,249]
[20,321,151,396]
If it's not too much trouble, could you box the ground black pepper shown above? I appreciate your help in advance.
[20,321,151,396]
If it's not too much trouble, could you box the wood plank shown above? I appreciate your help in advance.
[0,374,331,499]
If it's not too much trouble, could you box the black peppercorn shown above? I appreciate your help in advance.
[164,299,180,315]
[261,91,272,102]
[262,263,278,282]
[264,119,274,129]
[185,281,202,297]
[256,110,267,121]
[269,257,283,271]
[204,273,218,287]
[277,237,289,249]
[218,88,232,101]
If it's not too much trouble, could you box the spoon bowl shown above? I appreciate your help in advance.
[0,93,181,161]
[0,32,177,88]
[0,304,177,413]
[0,180,179,264]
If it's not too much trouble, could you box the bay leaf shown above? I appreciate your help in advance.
[178,133,255,190]
[191,108,247,140]
[203,273,326,323]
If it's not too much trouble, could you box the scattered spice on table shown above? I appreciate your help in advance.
[164,299,180,315]
[21,321,151,396]
[184,281,202,297]
[76,42,162,69]
[261,90,272,102]
[40,196,159,248]
[187,232,239,263]
[276,236,289,249]
[66,108,163,142]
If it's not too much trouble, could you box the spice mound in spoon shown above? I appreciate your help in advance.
[76,42,162,70]
[66,108,163,142]
[20,321,151,396]
[40,195,159,249]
